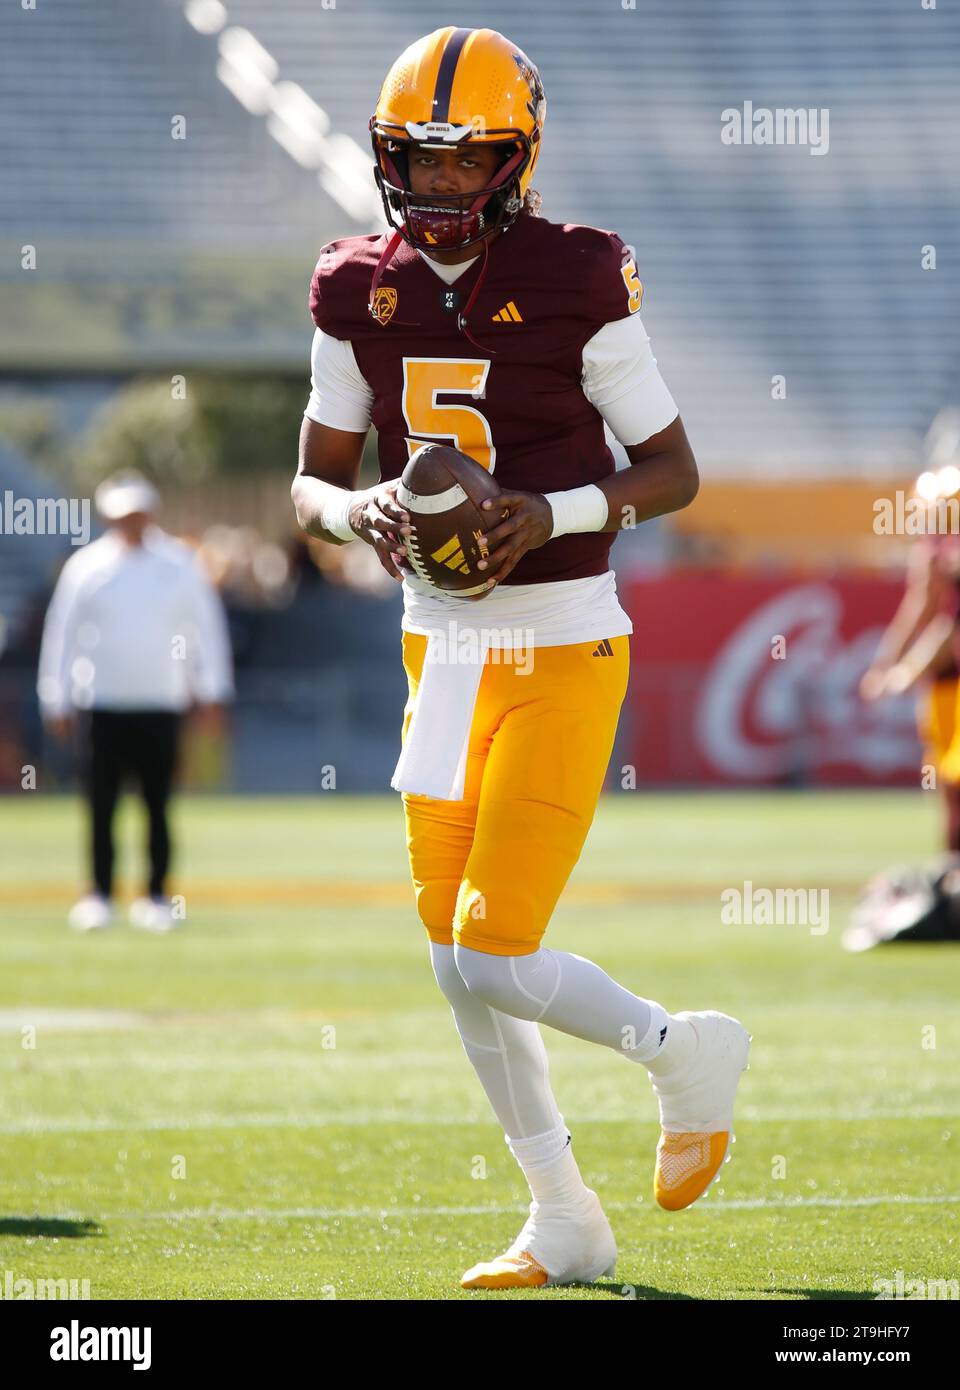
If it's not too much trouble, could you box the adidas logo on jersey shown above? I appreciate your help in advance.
[491,300,523,322]
[591,639,614,657]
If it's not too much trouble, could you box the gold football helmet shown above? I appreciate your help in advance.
[370,27,546,252]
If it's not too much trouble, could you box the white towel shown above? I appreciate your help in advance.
[391,633,488,800]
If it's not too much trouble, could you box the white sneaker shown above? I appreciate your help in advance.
[461,1188,617,1289]
[129,896,178,933]
[650,1010,751,1211]
[67,894,114,932]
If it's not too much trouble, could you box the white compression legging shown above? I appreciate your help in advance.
[453,942,667,1060]
[429,942,668,1143]
[429,941,564,1140]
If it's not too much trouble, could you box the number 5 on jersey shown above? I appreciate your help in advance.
[402,358,496,473]
[621,258,643,314]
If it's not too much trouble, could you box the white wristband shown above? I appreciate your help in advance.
[543,483,609,539]
[320,488,361,543]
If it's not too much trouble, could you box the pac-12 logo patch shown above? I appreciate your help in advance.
[371,287,398,325]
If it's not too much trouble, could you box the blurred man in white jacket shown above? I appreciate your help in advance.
[37,472,234,932]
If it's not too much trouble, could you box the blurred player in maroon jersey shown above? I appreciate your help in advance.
[292,27,750,1289]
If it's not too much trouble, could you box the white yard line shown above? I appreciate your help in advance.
[90,1193,960,1222]
[1,1107,958,1134]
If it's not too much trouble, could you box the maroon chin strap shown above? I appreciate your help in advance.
[367,228,420,327]
[456,235,494,353]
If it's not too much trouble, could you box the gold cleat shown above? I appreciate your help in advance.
[654,1129,731,1211]
[461,1249,549,1289]
[649,1011,751,1211]
[460,1190,617,1288]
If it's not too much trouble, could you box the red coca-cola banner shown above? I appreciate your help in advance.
[622,571,922,785]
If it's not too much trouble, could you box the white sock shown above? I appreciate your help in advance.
[505,1124,591,1208]
[645,1015,698,1077]
[429,943,593,1210]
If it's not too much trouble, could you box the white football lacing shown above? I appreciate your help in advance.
[404,524,434,584]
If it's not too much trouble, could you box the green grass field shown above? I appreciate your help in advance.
[1,791,958,1300]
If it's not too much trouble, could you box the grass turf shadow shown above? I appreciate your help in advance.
[0,1217,101,1239]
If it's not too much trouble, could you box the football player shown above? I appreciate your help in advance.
[861,466,960,848]
[292,27,750,1289]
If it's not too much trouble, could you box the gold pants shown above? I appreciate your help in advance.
[922,676,960,783]
[400,630,629,957]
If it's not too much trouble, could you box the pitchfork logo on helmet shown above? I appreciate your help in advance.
[369,27,546,254]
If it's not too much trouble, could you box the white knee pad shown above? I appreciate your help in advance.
[454,943,561,1020]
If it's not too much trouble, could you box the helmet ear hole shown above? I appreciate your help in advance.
[492,140,521,181]
[387,142,411,189]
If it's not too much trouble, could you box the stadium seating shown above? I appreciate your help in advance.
[2,1,957,469]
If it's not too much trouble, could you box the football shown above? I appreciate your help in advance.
[395,443,508,596]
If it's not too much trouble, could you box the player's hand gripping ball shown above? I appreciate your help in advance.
[396,444,553,598]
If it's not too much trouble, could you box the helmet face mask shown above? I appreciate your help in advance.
[371,129,533,251]
[369,28,545,254]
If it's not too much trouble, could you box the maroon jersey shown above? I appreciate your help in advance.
[309,213,640,585]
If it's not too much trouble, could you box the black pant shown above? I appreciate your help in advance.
[85,710,182,899]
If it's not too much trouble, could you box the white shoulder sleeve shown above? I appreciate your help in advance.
[581,315,679,447]
[304,328,374,433]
